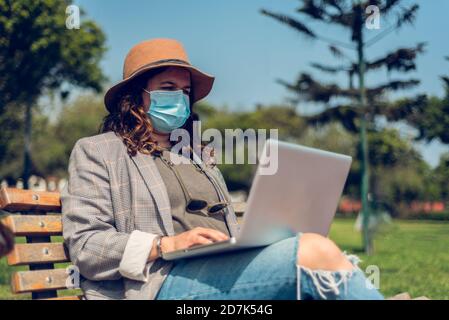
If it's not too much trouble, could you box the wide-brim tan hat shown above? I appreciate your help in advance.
[104,38,215,113]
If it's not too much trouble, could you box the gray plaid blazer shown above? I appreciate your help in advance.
[61,131,240,300]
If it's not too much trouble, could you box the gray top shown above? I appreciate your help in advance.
[153,149,231,237]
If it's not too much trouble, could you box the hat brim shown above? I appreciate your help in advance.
[104,62,215,113]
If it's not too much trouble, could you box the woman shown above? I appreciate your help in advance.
[61,38,383,300]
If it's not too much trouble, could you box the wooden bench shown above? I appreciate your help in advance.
[0,186,246,300]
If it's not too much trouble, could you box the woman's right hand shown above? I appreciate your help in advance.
[161,227,230,253]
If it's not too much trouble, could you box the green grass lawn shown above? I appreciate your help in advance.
[328,218,449,299]
[0,219,448,299]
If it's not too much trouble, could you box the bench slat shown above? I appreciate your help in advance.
[7,243,69,266]
[0,187,245,215]
[0,187,61,212]
[3,203,244,237]
[3,215,62,236]
[11,268,78,294]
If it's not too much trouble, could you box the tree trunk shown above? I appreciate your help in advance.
[22,101,32,190]
[356,4,373,255]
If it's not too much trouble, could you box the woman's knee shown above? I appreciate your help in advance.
[297,233,354,271]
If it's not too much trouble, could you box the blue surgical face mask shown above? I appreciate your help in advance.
[144,89,191,134]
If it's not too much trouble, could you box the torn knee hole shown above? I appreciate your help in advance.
[297,264,356,299]
[296,251,362,299]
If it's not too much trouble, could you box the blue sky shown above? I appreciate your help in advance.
[73,0,449,166]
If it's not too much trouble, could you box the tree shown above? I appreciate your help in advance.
[33,94,107,180]
[198,103,306,191]
[434,153,449,202]
[261,0,425,254]
[0,103,25,184]
[300,123,431,216]
[403,57,449,144]
[0,0,106,188]
[367,128,432,216]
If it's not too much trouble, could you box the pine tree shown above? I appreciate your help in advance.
[261,0,426,254]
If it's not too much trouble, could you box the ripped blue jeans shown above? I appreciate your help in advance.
[155,233,384,300]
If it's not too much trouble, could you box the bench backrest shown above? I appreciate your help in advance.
[0,186,245,300]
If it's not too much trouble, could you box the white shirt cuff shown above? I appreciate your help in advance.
[119,230,158,282]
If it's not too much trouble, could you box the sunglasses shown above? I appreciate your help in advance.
[156,151,229,216]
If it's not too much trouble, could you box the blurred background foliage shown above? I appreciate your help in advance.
[0,0,448,219]
[0,0,106,188]
[1,93,448,219]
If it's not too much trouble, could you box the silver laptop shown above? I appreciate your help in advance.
[162,139,352,261]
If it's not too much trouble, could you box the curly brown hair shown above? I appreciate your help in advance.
[99,67,201,158]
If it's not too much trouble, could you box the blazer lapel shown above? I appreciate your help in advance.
[130,151,175,236]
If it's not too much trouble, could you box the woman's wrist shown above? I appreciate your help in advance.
[148,235,175,262]
[160,236,174,253]
[155,235,163,258]
[149,236,164,262]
